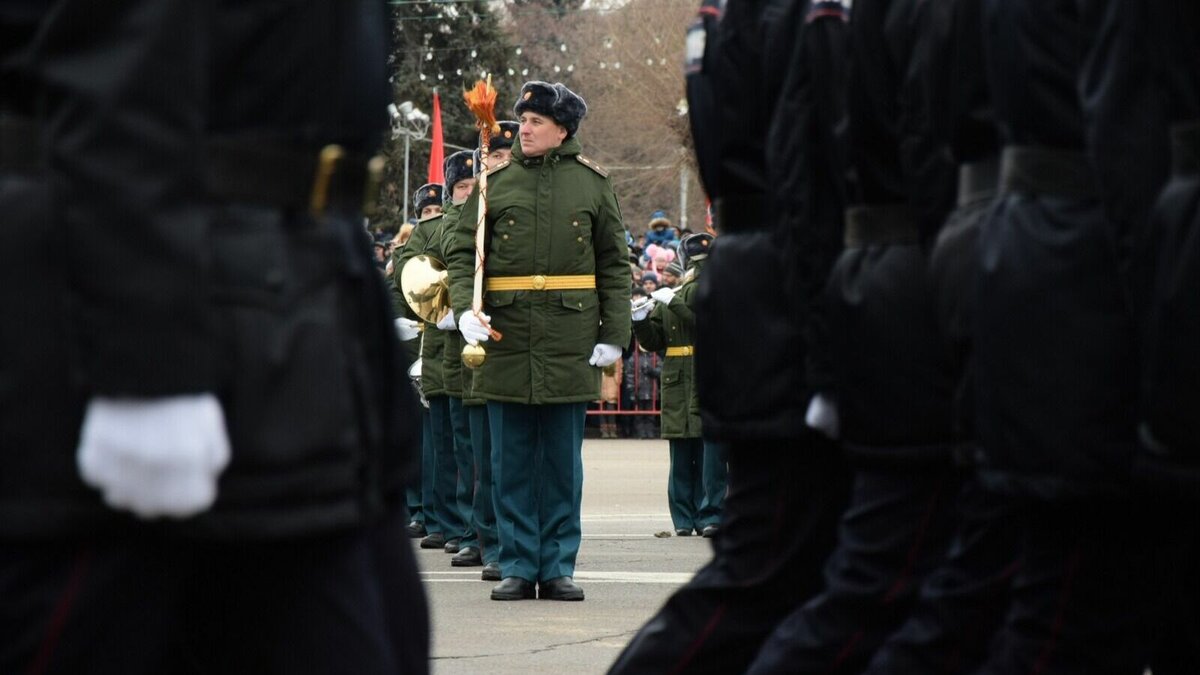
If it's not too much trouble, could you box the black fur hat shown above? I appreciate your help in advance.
[513,81,587,139]
[443,150,477,194]
[488,121,520,152]
[413,183,443,215]
[681,232,714,262]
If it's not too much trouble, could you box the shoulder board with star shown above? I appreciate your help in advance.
[575,155,609,178]
[483,159,511,177]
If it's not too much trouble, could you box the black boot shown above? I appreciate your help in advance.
[490,577,536,601]
[539,576,585,601]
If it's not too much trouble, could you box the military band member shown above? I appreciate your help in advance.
[437,149,482,564]
[391,187,440,538]
[448,123,519,580]
[394,181,468,551]
[633,233,725,537]
[447,81,631,601]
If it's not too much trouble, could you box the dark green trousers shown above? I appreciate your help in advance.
[668,438,705,532]
[466,403,498,564]
[426,396,466,539]
[447,397,476,549]
[487,401,586,582]
[406,409,426,525]
[698,440,728,527]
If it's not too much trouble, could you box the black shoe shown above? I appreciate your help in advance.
[539,576,585,601]
[407,521,426,538]
[443,538,461,554]
[419,532,445,549]
[451,546,483,567]
[490,577,536,601]
[481,562,501,581]
[674,528,693,537]
[701,525,719,538]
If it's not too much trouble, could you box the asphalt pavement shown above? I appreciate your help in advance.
[416,438,714,675]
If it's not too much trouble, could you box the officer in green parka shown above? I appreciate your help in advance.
[447,82,631,601]
[393,181,468,552]
[633,232,727,538]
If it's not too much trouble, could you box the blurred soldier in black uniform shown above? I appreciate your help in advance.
[1105,1,1200,672]
[0,3,427,674]
[745,0,971,671]
[858,1,1022,671]
[1139,2,1200,487]
[609,1,853,672]
[967,1,1168,672]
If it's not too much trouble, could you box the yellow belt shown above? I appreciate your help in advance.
[486,274,596,292]
[666,346,694,357]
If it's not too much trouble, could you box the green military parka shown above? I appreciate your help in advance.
[446,137,631,404]
[632,261,705,438]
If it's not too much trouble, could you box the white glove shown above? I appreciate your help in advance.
[436,309,457,331]
[459,311,492,345]
[632,299,655,322]
[588,343,622,368]
[650,287,676,305]
[394,317,420,341]
[805,393,840,440]
[77,394,231,519]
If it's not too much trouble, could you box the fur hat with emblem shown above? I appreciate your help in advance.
[513,81,587,139]
[413,183,443,215]
[487,120,521,153]
[443,150,477,193]
[681,232,714,264]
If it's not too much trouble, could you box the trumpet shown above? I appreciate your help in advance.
[631,296,655,315]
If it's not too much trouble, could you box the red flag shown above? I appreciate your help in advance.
[427,91,445,185]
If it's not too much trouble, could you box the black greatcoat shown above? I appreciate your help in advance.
[973,0,1136,499]
[1138,0,1200,489]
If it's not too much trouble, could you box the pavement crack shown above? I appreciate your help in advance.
[432,630,638,661]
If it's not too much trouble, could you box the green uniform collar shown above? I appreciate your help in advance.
[511,137,582,165]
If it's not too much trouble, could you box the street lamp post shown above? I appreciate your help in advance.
[388,101,431,221]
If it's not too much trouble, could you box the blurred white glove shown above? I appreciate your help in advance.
[77,394,231,519]
[459,311,492,345]
[436,309,457,331]
[805,393,840,440]
[632,299,655,322]
[650,287,676,305]
[394,317,420,341]
[589,343,622,368]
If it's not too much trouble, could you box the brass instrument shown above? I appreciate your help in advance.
[631,296,655,316]
[399,255,449,407]
[399,254,452,325]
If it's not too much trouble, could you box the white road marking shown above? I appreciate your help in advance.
[421,570,693,584]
